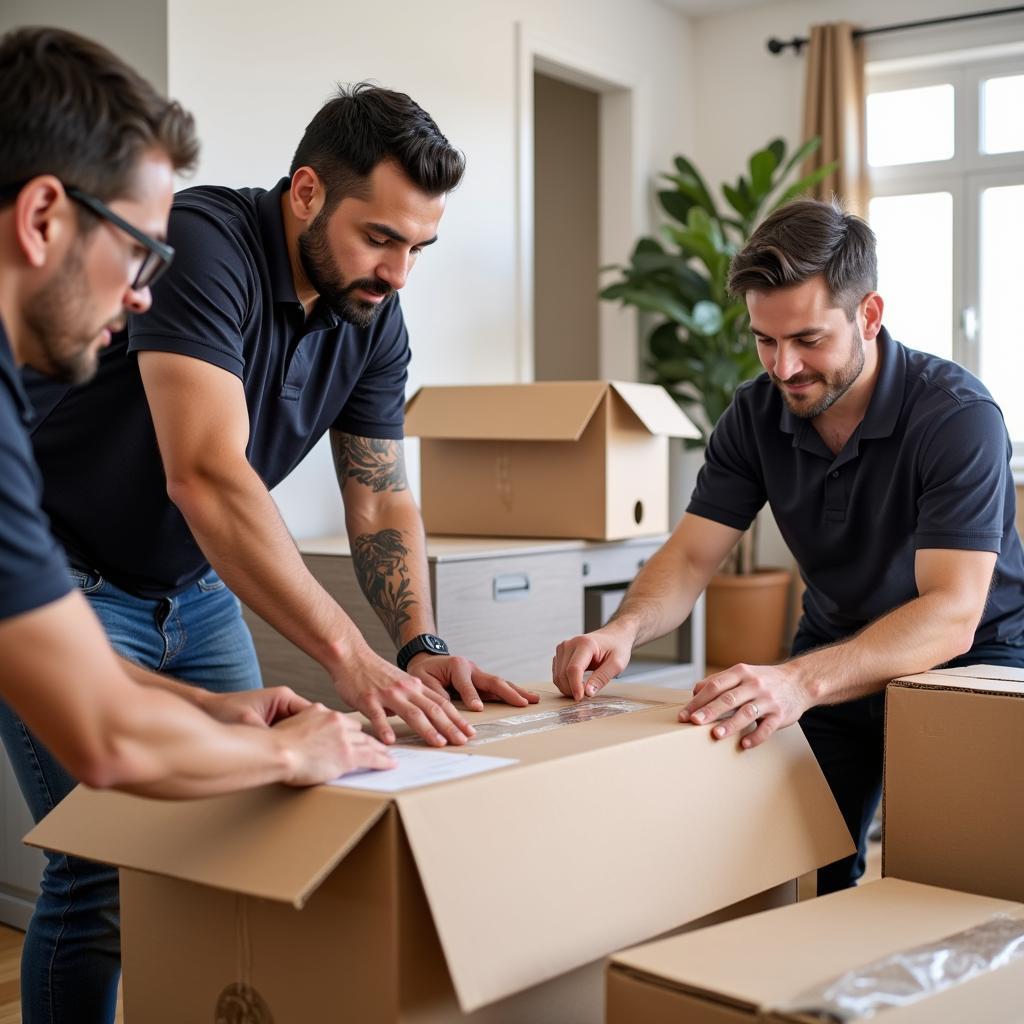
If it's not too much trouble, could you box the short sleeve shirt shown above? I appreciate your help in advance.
[25,179,411,597]
[687,328,1024,648]
[0,319,71,620]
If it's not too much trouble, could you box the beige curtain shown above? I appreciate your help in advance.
[802,22,868,217]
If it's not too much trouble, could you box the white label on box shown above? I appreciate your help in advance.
[328,747,518,792]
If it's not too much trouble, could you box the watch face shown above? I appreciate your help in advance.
[425,635,446,652]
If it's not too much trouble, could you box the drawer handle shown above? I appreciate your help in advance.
[493,573,531,601]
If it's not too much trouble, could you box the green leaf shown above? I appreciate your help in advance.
[648,322,681,359]
[768,159,839,212]
[767,138,786,167]
[672,156,720,219]
[720,183,746,220]
[658,189,695,224]
[615,287,696,328]
[634,236,664,256]
[748,147,778,199]
[777,136,822,182]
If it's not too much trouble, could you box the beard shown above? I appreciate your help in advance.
[22,242,122,386]
[298,209,393,328]
[771,322,866,419]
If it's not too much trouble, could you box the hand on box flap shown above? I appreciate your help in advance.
[407,652,539,710]
[552,621,637,701]
[333,644,477,748]
[681,661,813,749]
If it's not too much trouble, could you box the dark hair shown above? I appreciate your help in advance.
[289,82,465,208]
[0,26,198,204]
[728,198,877,319]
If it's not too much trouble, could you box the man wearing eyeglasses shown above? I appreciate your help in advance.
[0,27,401,1024]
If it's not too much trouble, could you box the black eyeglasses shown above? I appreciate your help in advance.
[0,180,174,291]
[64,186,174,291]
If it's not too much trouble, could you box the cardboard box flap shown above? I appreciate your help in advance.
[25,784,388,908]
[610,879,1024,1013]
[609,380,701,439]
[892,664,1024,696]
[396,719,852,1013]
[404,381,607,441]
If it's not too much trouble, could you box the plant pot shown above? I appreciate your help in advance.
[705,568,792,668]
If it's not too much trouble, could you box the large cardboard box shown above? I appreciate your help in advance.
[884,665,1024,902]
[607,877,1024,1023]
[404,381,699,540]
[27,686,850,1023]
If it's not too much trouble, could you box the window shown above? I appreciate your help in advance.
[867,56,1024,450]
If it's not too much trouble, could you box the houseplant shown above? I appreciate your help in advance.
[601,138,836,665]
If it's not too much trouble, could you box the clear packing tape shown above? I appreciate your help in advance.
[774,914,1024,1022]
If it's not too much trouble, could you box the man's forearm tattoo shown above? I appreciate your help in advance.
[332,434,408,493]
[352,529,415,646]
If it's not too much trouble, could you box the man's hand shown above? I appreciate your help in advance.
[334,646,476,747]
[272,704,397,786]
[552,623,637,701]
[203,686,311,727]
[407,653,539,710]
[679,662,815,748]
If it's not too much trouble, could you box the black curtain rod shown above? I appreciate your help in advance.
[766,4,1024,55]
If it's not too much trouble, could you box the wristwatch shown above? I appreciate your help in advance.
[397,633,450,672]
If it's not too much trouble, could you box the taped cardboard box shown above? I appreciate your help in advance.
[26,686,851,1023]
[404,380,699,541]
[884,665,1024,902]
[607,878,1024,1023]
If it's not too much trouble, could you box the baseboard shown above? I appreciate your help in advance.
[0,886,35,930]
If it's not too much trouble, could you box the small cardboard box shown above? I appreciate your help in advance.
[26,686,850,1023]
[884,665,1024,902]
[607,877,1024,1023]
[404,380,699,540]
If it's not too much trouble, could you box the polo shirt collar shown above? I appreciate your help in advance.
[256,178,339,331]
[0,317,33,425]
[858,327,903,439]
[777,324,903,443]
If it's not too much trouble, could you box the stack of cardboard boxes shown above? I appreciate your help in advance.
[606,665,1024,1022]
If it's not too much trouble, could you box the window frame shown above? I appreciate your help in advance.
[866,53,1024,470]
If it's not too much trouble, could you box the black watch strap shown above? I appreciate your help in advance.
[397,633,449,672]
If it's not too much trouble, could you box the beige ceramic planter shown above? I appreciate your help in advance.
[705,568,792,668]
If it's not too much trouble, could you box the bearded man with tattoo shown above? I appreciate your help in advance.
[23,90,540,1003]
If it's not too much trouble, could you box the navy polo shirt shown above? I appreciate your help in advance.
[0,319,72,620]
[26,178,410,597]
[688,328,1024,648]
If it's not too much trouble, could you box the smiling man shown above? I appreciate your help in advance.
[553,198,1024,894]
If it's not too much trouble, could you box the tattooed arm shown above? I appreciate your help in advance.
[138,350,474,747]
[332,431,538,709]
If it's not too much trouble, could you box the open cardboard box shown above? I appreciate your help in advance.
[26,683,851,1023]
[607,877,1024,1023]
[884,664,1024,903]
[404,381,699,540]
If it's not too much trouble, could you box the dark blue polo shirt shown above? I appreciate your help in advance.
[0,319,72,620]
[26,178,410,597]
[688,328,1024,648]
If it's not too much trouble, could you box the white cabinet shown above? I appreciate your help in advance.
[244,534,705,706]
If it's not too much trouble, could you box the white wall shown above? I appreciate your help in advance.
[0,0,167,92]
[164,0,695,537]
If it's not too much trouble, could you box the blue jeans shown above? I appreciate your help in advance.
[796,629,1024,895]
[0,568,261,1024]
